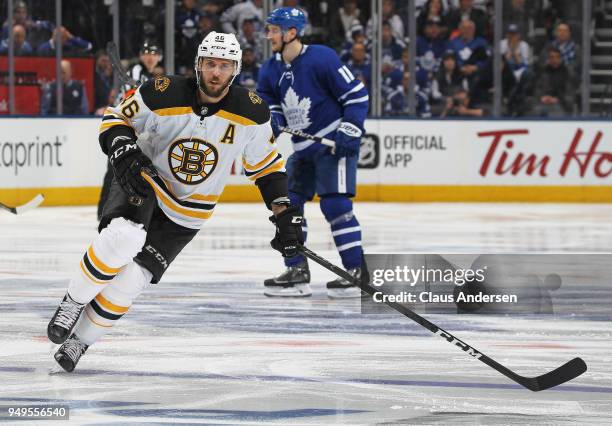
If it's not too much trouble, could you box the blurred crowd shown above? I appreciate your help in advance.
[1,0,585,117]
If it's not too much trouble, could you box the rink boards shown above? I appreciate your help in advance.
[0,117,610,205]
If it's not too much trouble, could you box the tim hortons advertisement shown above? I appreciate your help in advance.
[359,120,611,185]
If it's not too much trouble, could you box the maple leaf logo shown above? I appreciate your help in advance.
[281,87,312,130]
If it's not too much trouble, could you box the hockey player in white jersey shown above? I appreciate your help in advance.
[97,40,164,220]
[46,32,304,372]
[257,8,369,298]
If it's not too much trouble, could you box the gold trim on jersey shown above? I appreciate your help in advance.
[156,177,218,205]
[99,109,135,133]
[187,193,220,203]
[142,173,214,220]
[215,109,257,126]
[153,107,193,116]
[242,150,279,172]
[95,294,130,314]
[247,159,285,181]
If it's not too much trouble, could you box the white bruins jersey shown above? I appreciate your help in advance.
[99,76,283,229]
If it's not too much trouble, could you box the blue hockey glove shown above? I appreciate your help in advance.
[270,111,287,138]
[333,122,362,157]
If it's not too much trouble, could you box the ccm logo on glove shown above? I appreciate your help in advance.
[337,122,363,138]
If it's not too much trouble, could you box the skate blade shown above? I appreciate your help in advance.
[264,284,312,297]
[327,287,362,299]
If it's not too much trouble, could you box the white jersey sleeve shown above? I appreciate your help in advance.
[242,120,285,182]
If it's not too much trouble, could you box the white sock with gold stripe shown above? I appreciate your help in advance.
[75,262,152,346]
[67,217,147,304]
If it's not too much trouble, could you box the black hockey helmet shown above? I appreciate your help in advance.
[140,40,162,56]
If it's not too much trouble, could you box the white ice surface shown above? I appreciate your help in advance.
[1,203,611,425]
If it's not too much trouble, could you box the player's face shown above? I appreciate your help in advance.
[199,57,235,97]
[141,53,161,73]
[265,25,284,52]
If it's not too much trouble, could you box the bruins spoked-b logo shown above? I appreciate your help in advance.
[168,138,218,184]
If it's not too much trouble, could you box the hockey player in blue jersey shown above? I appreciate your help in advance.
[257,7,369,298]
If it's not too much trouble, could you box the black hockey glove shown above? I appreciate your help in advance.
[269,206,304,257]
[108,135,156,199]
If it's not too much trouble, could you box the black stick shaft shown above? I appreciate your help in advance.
[298,246,587,391]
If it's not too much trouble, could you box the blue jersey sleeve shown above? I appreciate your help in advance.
[256,60,283,118]
[315,47,369,130]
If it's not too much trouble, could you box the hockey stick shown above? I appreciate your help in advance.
[298,246,587,392]
[0,194,44,214]
[106,41,139,88]
[279,126,336,148]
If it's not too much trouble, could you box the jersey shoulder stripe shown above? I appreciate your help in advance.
[139,75,195,113]
[220,86,270,125]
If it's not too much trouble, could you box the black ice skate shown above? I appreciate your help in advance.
[264,261,312,297]
[327,266,369,299]
[54,334,88,372]
[47,293,85,344]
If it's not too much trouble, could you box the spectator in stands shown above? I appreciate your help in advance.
[346,41,371,89]
[0,24,33,56]
[534,47,574,117]
[417,20,449,73]
[501,24,531,76]
[238,18,263,63]
[220,0,263,35]
[381,55,405,114]
[331,0,364,47]
[503,0,531,40]
[449,20,489,81]
[417,0,449,37]
[93,50,115,116]
[540,22,580,77]
[401,70,432,117]
[176,0,202,73]
[501,24,533,115]
[235,45,260,91]
[382,21,406,64]
[340,23,368,63]
[441,87,483,117]
[400,46,431,94]
[198,12,220,40]
[431,50,468,112]
[368,0,405,42]
[41,59,89,115]
[447,0,487,38]
[202,0,223,16]
[1,1,53,49]
[177,0,202,29]
[37,26,92,56]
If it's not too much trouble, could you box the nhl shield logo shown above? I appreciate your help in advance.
[154,76,170,92]
[168,138,218,184]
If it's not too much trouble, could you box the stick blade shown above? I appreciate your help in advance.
[523,357,587,391]
[14,194,44,214]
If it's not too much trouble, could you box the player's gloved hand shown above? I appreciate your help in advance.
[270,111,287,138]
[108,135,157,199]
[333,121,363,157]
[269,206,304,257]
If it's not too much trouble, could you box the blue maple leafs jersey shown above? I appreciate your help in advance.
[257,44,369,153]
